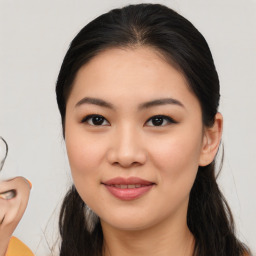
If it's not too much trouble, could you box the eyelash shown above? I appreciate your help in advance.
[81,114,177,127]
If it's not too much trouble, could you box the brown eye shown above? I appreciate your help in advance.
[146,115,177,127]
[81,115,110,126]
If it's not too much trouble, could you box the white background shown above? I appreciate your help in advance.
[0,0,255,255]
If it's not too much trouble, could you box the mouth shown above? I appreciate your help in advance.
[107,184,150,189]
[102,176,155,201]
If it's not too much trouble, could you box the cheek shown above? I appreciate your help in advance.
[65,124,107,182]
[67,139,103,171]
[148,135,201,213]
[149,128,202,188]
[65,133,107,206]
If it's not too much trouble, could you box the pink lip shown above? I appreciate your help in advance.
[102,176,155,201]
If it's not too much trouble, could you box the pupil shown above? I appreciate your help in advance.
[152,117,163,126]
[93,116,104,125]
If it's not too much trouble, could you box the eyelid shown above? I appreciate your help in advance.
[81,114,110,126]
[145,115,178,127]
[81,114,177,127]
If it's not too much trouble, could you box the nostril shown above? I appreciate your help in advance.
[106,145,147,168]
[115,161,142,169]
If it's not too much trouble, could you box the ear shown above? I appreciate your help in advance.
[199,112,223,166]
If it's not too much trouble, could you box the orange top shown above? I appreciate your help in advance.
[5,237,34,256]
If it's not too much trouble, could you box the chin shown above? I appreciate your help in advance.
[100,213,160,232]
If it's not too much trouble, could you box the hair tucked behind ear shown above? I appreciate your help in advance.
[56,3,251,256]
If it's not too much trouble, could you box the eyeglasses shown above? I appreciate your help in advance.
[0,137,8,172]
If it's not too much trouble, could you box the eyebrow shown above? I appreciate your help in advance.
[75,97,185,110]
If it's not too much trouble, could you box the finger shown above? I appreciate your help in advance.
[0,177,31,227]
[1,196,23,226]
[0,200,7,225]
[0,199,9,227]
[0,176,32,192]
[0,176,32,256]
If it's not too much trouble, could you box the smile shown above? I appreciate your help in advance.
[102,177,155,201]
[108,184,148,189]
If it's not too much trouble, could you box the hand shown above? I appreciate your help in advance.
[0,177,31,256]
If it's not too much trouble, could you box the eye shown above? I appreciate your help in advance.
[145,115,177,127]
[81,114,110,126]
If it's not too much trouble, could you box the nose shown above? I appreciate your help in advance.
[106,125,147,168]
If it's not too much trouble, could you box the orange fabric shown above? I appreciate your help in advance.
[5,237,34,256]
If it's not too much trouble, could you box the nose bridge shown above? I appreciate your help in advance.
[118,122,139,151]
[108,121,146,167]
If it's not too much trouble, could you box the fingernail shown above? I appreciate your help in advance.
[26,179,32,189]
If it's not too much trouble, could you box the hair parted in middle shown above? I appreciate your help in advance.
[56,3,250,256]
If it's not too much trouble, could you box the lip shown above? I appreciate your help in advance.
[102,176,155,201]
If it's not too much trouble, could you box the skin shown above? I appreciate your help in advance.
[0,177,31,256]
[65,47,223,256]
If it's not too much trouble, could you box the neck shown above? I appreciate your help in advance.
[101,215,195,256]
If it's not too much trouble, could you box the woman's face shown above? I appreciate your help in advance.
[65,47,207,231]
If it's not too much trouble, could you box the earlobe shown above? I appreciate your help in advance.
[199,112,223,166]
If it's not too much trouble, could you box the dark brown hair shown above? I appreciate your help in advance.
[56,3,250,256]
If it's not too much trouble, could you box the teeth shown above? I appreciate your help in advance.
[111,184,145,189]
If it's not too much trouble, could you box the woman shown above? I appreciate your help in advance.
[1,3,251,256]
[56,3,251,256]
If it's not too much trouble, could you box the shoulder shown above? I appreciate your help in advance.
[5,236,34,256]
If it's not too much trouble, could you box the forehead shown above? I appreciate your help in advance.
[68,47,200,111]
